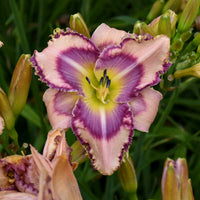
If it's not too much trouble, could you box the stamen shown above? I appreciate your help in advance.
[106,79,111,88]
[86,76,91,84]
[103,69,107,78]
[100,77,104,85]
[105,76,109,84]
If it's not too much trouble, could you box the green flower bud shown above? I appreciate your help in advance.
[146,0,165,22]
[158,14,171,37]
[71,140,88,164]
[162,0,182,13]
[69,13,90,38]
[133,21,155,36]
[118,153,137,197]
[181,29,193,42]
[174,63,200,78]
[178,0,200,33]
[171,38,184,52]
[0,88,15,130]
[8,54,32,117]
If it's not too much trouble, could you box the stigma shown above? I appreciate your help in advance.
[86,69,111,104]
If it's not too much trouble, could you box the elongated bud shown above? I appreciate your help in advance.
[69,13,90,38]
[8,54,32,116]
[146,0,165,22]
[171,38,184,52]
[174,63,200,78]
[181,29,193,42]
[178,0,200,33]
[71,140,88,164]
[148,10,177,37]
[158,15,171,37]
[0,88,15,130]
[133,21,155,36]
[162,0,182,13]
[162,158,194,200]
[118,153,137,198]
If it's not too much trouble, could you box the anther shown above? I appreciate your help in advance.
[100,77,104,85]
[106,79,111,88]
[103,69,107,78]
[86,76,91,84]
[105,76,109,84]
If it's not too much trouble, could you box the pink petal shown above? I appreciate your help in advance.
[0,116,4,135]
[129,87,162,132]
[0,191,37,200]
[72,99,133,175]
[91,23,126,51]
[94,35,170,102]
[43,88,79,130]
[31,30,99,95]
[51,154,82,200]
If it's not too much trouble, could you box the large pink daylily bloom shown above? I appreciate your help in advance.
[31,23,170,175]
[0,129,82,200]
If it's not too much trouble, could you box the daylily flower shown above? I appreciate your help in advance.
[0,116,4,135]
[0,129,82,200]
[31,23,170,175]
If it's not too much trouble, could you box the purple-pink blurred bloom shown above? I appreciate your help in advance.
[31,23,170,175]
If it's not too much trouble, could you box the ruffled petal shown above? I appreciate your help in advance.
[43,88,79,130]
[129,87,162,132]
[71,99,133,175]
[94,35,170,102]
[0,191,37,200]
[31,31,99,95]
[91,23,126,51]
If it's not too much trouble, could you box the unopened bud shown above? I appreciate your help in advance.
[8,54,32,117]
[0,41,3,47]
[174,63,200,78]
[162,158,194,200]
[0,88,15,130]
[158,15,171,37]
[147,0,165,22]
[181,29,193,42]
[133,21,155,36]
[171,38,184,51]
[118,153,137,196]
[162,0,182,13]
[69,13,90,38]
[178,0,200,33]
[195,14,200,31]
[71,140,88,164]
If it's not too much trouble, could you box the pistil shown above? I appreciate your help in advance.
[86,69,111,104]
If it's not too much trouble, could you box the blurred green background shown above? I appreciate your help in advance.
[0,0,200,199]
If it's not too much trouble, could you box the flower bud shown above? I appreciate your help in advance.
[69,13,90,38]
[118,153,137,197]
[162,0,182,13]
[171,38,184,52]
[174,63,200,78]
[178,0,200,33]
[181,29,193,42]
[0,88,15,130]
[8,54,32,117]
[148,10,177,37]
[158,14,171,37]
[146,0,165,22]
[162,158,194,200]
[133,21,155,36]
[71,140,88,164]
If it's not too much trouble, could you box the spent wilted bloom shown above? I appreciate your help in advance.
[0,129,82,200]
[31,23,170,175]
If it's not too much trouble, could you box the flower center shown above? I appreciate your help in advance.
[86,69,111,104]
